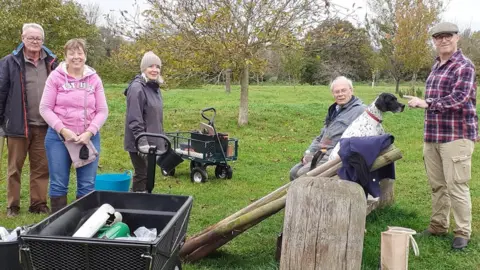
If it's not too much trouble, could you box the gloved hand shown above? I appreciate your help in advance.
[137,144,152,159]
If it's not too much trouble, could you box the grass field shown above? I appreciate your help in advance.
[1,83,480,269]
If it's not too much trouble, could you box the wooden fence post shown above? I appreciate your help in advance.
[378,178,395,208]
[280,176,367,270]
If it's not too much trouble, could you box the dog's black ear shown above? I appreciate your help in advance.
[387,93,398,102]
[375,94,388,112]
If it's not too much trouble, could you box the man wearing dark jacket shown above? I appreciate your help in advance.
[289,76,366,180]
[0,23,58,217]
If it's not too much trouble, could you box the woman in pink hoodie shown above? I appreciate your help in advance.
[40,39,108,213]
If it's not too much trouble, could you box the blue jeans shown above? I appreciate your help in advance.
[45,127,101,197]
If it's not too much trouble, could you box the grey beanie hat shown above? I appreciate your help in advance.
[140,51,162,72]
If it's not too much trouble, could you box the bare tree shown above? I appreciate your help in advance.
[134,0,333,126]
[83,2,102,25]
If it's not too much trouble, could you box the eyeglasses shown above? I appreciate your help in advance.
[433,34,453,42]
[25,37,43,43]
[332,88,350,95]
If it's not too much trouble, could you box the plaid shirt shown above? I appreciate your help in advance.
[424,50,478,143]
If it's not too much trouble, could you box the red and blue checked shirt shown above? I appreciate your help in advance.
[424,50,478,143]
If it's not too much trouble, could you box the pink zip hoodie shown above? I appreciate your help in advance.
[40,62,108,135]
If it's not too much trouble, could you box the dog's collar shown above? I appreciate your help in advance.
[366,109,382,123]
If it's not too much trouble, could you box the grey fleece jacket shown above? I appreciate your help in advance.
[124,75,164,152]
[306,96,365,159]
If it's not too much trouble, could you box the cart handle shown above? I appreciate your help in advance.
[135,133,171,155]
[201,107,216,125]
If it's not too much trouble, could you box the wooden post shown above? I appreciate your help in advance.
[280,176,367,270]
[378,178,395,208]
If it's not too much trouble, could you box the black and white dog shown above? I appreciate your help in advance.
[328,93,405,161]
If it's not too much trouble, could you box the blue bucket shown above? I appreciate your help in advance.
[95,171,132,192]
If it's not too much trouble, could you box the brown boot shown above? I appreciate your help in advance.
[6,206,20,218]
[50,196,68,214]
[29,204,51,214]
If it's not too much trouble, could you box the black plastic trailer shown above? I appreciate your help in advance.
[18,191,193,270]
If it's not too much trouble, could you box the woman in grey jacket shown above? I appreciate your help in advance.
[124,51,164,192]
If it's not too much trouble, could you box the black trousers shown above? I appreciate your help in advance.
[128,152,148,192]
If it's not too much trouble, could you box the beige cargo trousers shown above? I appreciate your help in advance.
[423,139,474,239]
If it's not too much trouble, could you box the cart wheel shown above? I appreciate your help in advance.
[226,165,233,179]
[215,165,228,179]
[190,160,202,170]
[162,168,175,177]
[215,165,233,179]
[172,257,182,270]
[191,168,207,183]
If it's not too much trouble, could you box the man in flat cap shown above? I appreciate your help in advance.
[406,22,477,250]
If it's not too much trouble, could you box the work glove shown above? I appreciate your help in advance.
[137,144,153,160]
[138,144,166,161]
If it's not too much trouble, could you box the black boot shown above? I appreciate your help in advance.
[50,196,68,214]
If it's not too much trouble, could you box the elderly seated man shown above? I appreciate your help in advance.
[290,76,366,181]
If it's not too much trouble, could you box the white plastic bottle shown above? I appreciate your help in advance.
[73,204,117,238]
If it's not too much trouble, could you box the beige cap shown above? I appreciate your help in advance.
[430,22,459,37]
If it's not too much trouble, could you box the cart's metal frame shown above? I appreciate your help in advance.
[166,107,238,183]
[165,131,238,183]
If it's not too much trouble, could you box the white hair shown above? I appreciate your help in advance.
[22,23,45,39]
[329,76,353,91]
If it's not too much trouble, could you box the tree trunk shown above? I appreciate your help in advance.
[395,78,400,93]
[182,196,287,261]
[280,176,367,270]
[371,71,375,88]
[185,215,269,262]
[238,65,249,126]
[225,68,231,93]
[216,71,222,85]
[411,72,417,89]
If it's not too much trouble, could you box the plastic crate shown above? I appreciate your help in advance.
[190,132,228,158]
[19,191,193,270]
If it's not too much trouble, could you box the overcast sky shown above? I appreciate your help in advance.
[336,0,480,31]
[75,0,480,31]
